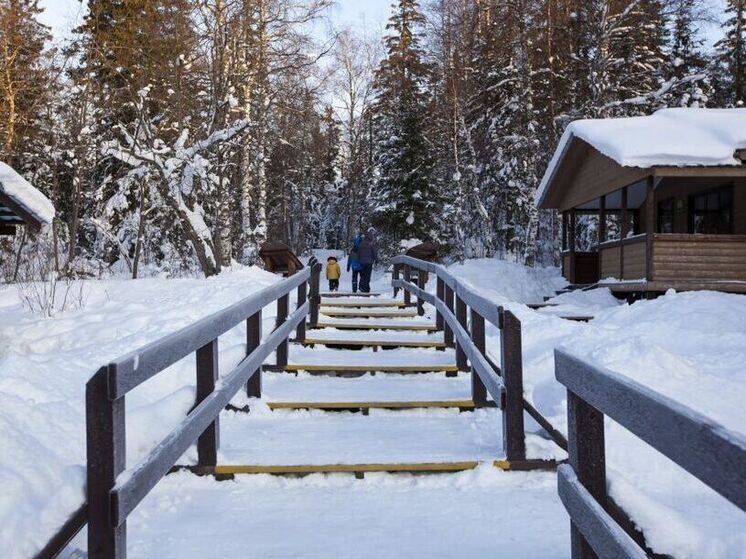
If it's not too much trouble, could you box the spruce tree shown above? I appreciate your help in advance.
[370,0,437,250]
[716,0,746,105]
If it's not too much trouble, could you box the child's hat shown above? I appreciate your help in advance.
[327,256,337,262]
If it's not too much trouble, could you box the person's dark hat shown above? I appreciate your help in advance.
[327,256,338,262]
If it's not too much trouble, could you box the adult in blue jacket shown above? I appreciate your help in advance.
[357,228,378,293]
[346,234,363,293]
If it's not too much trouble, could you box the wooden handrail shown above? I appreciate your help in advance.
[85,261,322,559]
[555,349,746,559]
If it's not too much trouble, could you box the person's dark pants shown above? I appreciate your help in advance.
[359,264,373,293]
[351,269,360,293]
[328,279,339,292]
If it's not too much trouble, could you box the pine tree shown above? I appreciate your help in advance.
[666,0,710,107]
[371,0,437,251]
[716,0,746,105]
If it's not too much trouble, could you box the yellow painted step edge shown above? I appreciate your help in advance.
[284,364,460,372]
[321,311,419,318]
[321,302,412,308]
[267,400,475,410]
[313,323,437,331]
[302,338,447,348]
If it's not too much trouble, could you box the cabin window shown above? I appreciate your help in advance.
[658,198,674,233]
[689,186,733,234]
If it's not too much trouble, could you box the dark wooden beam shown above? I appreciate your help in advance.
[645,176,655,281]
[620,187,628,279]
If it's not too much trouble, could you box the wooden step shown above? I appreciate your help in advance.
[320,292,381,297]
[560,315,593,322]
[313,322,438,331]
[302,338,447,349]
[283,364,460,373]
[321,310,419,318]
[320,301,412,308]
[267,399,475,411]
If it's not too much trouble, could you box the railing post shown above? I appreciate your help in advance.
[444,284,454,346]
[436,277,445,330]
[246,310,262,397]
[403,265,412,305]
[86,368,126,559]
[393,263,401,298]
[567,390,607,559]
[469,309,488,407]
[416,270,426,316]
[276,293,289,367]
[195,339,219,467]
[499,307,526,462]
[455,294,468,371]
[296,280,307,341]
[309,260,321,328]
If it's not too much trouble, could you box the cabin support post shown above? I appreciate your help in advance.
[567,390,607,559]
[455,295,468,371]
[86,369,126,559]
[246,310,262,397]
[195,339,219,466]
[645,176,655,281]
[569,209,577,283]
[598,196,606,278]
[444,284,454,346]
[469,309,488,407]
[275,293,289,367]
[620,186,628,279]
[435,277,445,330]
[500,308,526,461]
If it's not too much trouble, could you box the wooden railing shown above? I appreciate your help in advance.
[555,349,746,559]
[391,255,568,462]
[83,258,322,559]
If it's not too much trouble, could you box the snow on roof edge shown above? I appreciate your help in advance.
[535,108,746,208]
[0,161,55,225]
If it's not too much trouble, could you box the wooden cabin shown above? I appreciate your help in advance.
[537,108,746,294]
[0,162,55,235]
[258,242,304,276]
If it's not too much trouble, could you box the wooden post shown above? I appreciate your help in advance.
[620,186,628,279]
[455,295,468,371]
[500,308,526,461]
[403,265,412,305]
[309,261,321,327]
[444,284,454,346]
[296,281,307,341]
[598,196,606,279]
[275,293,289,367]
[569,209,576,253]
[246,310,262,397]
[416,270,426,316]
[435,277,445,330]
[393,263,401,298]
[562,211,568,252]
[195,339,219,467]
[567,390,607,559]
[469,309,488,407]
[86,368,126,559]
[645,176,655,281]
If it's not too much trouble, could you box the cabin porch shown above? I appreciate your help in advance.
[561,174,746,293]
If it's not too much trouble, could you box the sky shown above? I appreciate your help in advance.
[39,0,393,45]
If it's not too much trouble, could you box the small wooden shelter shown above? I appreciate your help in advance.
[0,162,55,235]
[259,241,304,276]
[537,108,746,294]
[405,241,439,262]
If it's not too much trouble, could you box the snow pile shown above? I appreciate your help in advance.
[537,107,746,206]
[0,162,55,225]
[0,266,280,558]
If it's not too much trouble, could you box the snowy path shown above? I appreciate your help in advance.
[127,470,569,559]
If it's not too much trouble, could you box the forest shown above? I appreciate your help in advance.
[0,0,744,280]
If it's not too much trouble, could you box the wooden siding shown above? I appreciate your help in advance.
[622,241,646,280]
[562,251,599,284]
[600,245,620,279]
[653,234,746,281]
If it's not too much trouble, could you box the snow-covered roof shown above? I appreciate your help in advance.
[536,108,746,207]
[0,161,55,226]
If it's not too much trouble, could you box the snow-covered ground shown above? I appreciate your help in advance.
[2,256,745,558]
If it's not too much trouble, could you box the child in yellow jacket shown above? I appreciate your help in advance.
[326,256,341,291]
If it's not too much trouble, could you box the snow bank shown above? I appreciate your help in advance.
[0,162,55,225]
[0,266,280,558]
[457,277,746,558]
[537,107,746,206]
